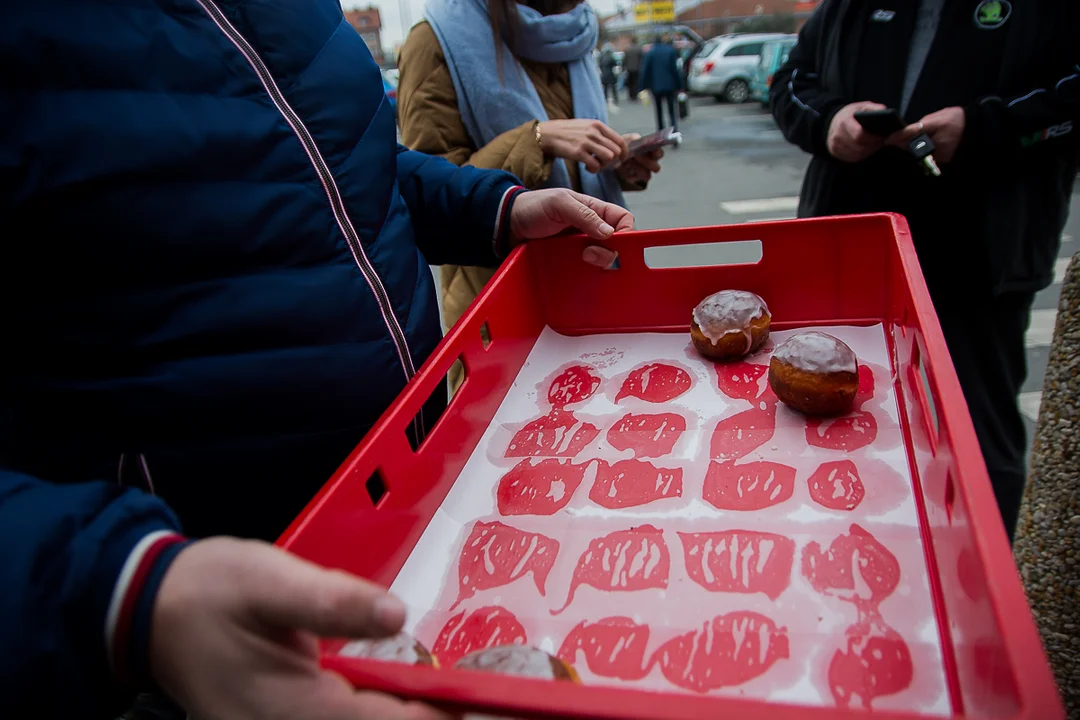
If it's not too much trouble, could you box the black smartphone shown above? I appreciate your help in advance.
[854,109,904,137]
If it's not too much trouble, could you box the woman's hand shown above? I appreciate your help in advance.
[616,133,664,187]
[537,119,629,173]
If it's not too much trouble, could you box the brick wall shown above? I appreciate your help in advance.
[677,0,815,36]
[344,7,385,65]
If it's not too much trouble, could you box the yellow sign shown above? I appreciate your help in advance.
[634,1,675,23]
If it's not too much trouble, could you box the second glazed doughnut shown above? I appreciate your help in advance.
[768,331,859,416]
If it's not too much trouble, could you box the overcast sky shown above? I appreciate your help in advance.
[345,0,622,48]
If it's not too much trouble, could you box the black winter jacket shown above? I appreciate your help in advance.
[771,0,1078,300]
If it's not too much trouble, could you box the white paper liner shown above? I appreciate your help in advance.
[386,325,949,714]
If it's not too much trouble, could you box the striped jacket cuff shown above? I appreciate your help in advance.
[493,185,527,259]
[105,531,189,684]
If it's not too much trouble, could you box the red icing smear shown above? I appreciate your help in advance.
[804,525,915,708]
[801,524,900,606]
[808,460,867,512]
[606,412,687,458]
[715,360,777,405]
[703,461,795,511]
[829,611,914,710]
[453,521,559,610]
[710,405,777,462]
[856,364,876,407]
[806,410,878,453]
[557,617,652,681]
[652,612,790,693]
[678,530,795,600]
[552,525,669,615]
[497,459,589,516]
[432,606,527,668]
[505,408,599,458]
[615,363,692,404]
[589,459,683,509]
[548,365,602,408]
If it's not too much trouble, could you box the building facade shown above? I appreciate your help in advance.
[601,0,819,45]
[676,0,814,37]
[343,6,385,66]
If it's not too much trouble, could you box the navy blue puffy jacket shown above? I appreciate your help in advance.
[0,0,519,714]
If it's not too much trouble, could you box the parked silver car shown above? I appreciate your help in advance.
[688,33,791,103]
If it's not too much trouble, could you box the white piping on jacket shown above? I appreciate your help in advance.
[194,0,425,441]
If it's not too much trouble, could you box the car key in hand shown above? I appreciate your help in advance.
[855,109,942,177]
[907,133,942,177]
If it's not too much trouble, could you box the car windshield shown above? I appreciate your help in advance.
[698,39,720,59]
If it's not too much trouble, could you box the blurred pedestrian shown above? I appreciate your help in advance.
[771,0,1079,540]
[600,42,619,106]
[624,36,643,100]
[398,0,664,391]
[641,34,682,132]
[0,1,635,717]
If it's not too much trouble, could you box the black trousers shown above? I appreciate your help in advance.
[652,91,677,132]
[935,291,1035,541]
[627,71,640,99]
[603,81,618,105]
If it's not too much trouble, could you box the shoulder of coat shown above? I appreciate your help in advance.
[401,21,445,63]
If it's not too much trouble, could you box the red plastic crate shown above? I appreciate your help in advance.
[278,214,1061,719]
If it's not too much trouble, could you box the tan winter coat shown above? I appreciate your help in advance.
[398,21,583,351]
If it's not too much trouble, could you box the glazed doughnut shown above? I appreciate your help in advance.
[454,645,579,682]
[691,290,771,361]
[768,331,859,416]
[339,633,438,667]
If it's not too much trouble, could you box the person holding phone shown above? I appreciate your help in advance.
[397,0,663,392]
[770,0,1079,540]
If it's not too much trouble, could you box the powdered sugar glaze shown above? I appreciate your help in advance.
[456,645,559,678]
[692,290,769,348]
[340,634,430,664]
[773,331,858,374]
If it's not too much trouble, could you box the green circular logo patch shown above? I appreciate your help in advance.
[974,0,1011,29]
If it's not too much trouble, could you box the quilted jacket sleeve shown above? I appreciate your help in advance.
[0,469,188,717]
[396,146,522,267]
[962,5,1080,158]
[769,0,849,157]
